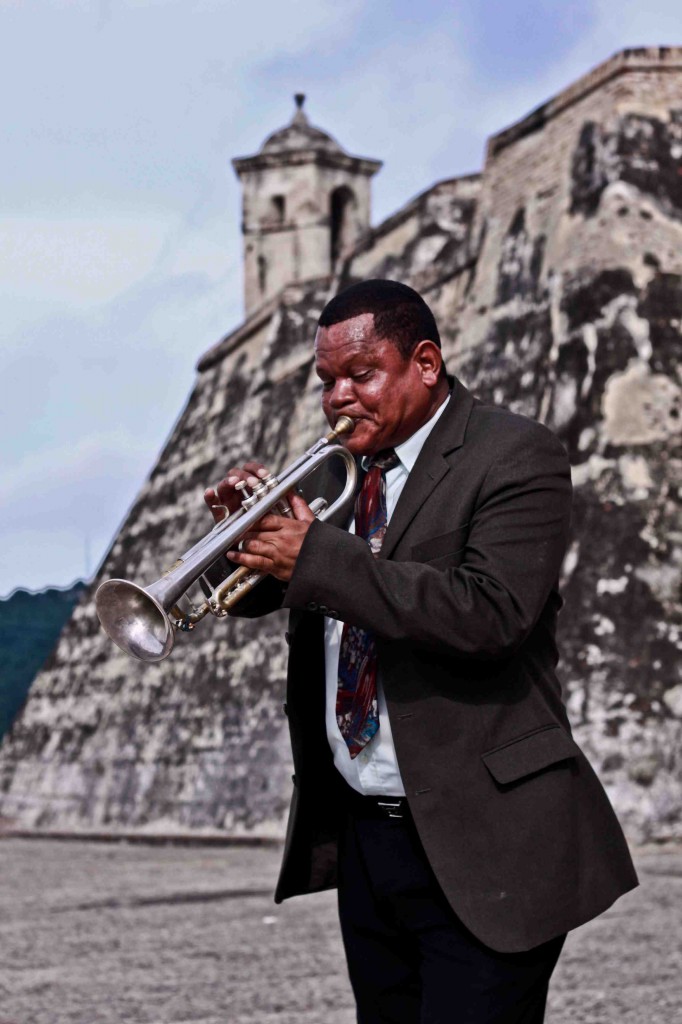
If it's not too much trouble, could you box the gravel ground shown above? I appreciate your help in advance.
[0,839,679,1024]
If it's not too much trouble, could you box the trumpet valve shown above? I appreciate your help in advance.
[235,480,258,509]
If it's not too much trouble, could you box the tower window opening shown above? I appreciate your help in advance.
[270,194,286,224]
[330,186,356,267]
[258,254,267,294]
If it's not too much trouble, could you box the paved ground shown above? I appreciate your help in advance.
[0,839,679,1024]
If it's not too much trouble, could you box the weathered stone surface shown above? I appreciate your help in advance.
[348,175,480,295]
[1,47,681,844]
[445,69,682,841]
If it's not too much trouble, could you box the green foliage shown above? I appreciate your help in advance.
[0,582,86,739]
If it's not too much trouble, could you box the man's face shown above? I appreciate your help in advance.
[314,312,437,455]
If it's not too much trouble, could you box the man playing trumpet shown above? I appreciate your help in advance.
[205,279,636,1024]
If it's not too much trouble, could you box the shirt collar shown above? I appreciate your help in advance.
[361,394,451,474]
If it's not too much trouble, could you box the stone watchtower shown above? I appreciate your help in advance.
[232,94,382,316]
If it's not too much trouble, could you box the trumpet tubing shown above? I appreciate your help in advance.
[95,417,356,663]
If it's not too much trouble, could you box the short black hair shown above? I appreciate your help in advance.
[318,279,441,359]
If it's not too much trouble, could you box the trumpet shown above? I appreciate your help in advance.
[95,416,356,663]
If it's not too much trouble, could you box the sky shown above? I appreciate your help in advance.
[1,0,680,596]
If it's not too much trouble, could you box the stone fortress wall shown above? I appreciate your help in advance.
[1,47,680,842]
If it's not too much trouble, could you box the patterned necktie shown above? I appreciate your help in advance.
[336,449,400,758]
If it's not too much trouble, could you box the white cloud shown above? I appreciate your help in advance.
[0,214,177,305]
[1,431,148,514]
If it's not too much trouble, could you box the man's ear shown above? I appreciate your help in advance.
[413,340,443,387]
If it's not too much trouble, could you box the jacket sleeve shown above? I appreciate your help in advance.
[283,424,572,661]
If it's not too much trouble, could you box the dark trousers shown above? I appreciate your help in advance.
[337,792,566,1024]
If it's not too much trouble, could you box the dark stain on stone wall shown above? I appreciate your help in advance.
[460,309,554,417]
[495,208,547,306]
[570,121,612,216]
[560,496,679,712]
[553,269,641,459]
[561,269,636,330]
[570,111,682,219]
[639,272,682,378]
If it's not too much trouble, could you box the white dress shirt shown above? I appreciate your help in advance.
[324,395,450,796]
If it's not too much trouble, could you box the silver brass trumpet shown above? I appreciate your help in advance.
[95,416,356,663]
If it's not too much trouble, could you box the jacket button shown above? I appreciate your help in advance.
[319,604,328,614]
[329,609,339,618]
[306,601,318,611]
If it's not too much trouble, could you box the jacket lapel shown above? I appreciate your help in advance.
[380,376,475,560]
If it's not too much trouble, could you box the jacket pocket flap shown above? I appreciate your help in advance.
[482,725,579,785]
[411,524,469,562]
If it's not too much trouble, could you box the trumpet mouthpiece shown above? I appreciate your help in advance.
[327,416,355,441]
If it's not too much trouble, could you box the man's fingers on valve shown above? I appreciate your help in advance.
[203,462,272,521]
[203,468,242,517]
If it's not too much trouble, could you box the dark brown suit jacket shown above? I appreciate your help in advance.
[240,376,637,953]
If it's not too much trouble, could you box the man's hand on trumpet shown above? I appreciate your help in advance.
[226,492,314,582]
[204,467,315,582]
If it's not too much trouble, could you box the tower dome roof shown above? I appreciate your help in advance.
[259,94,344,155]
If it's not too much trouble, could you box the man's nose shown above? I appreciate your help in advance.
[329,380,355,408]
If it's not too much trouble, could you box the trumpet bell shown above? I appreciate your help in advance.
[95,579,174,663]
